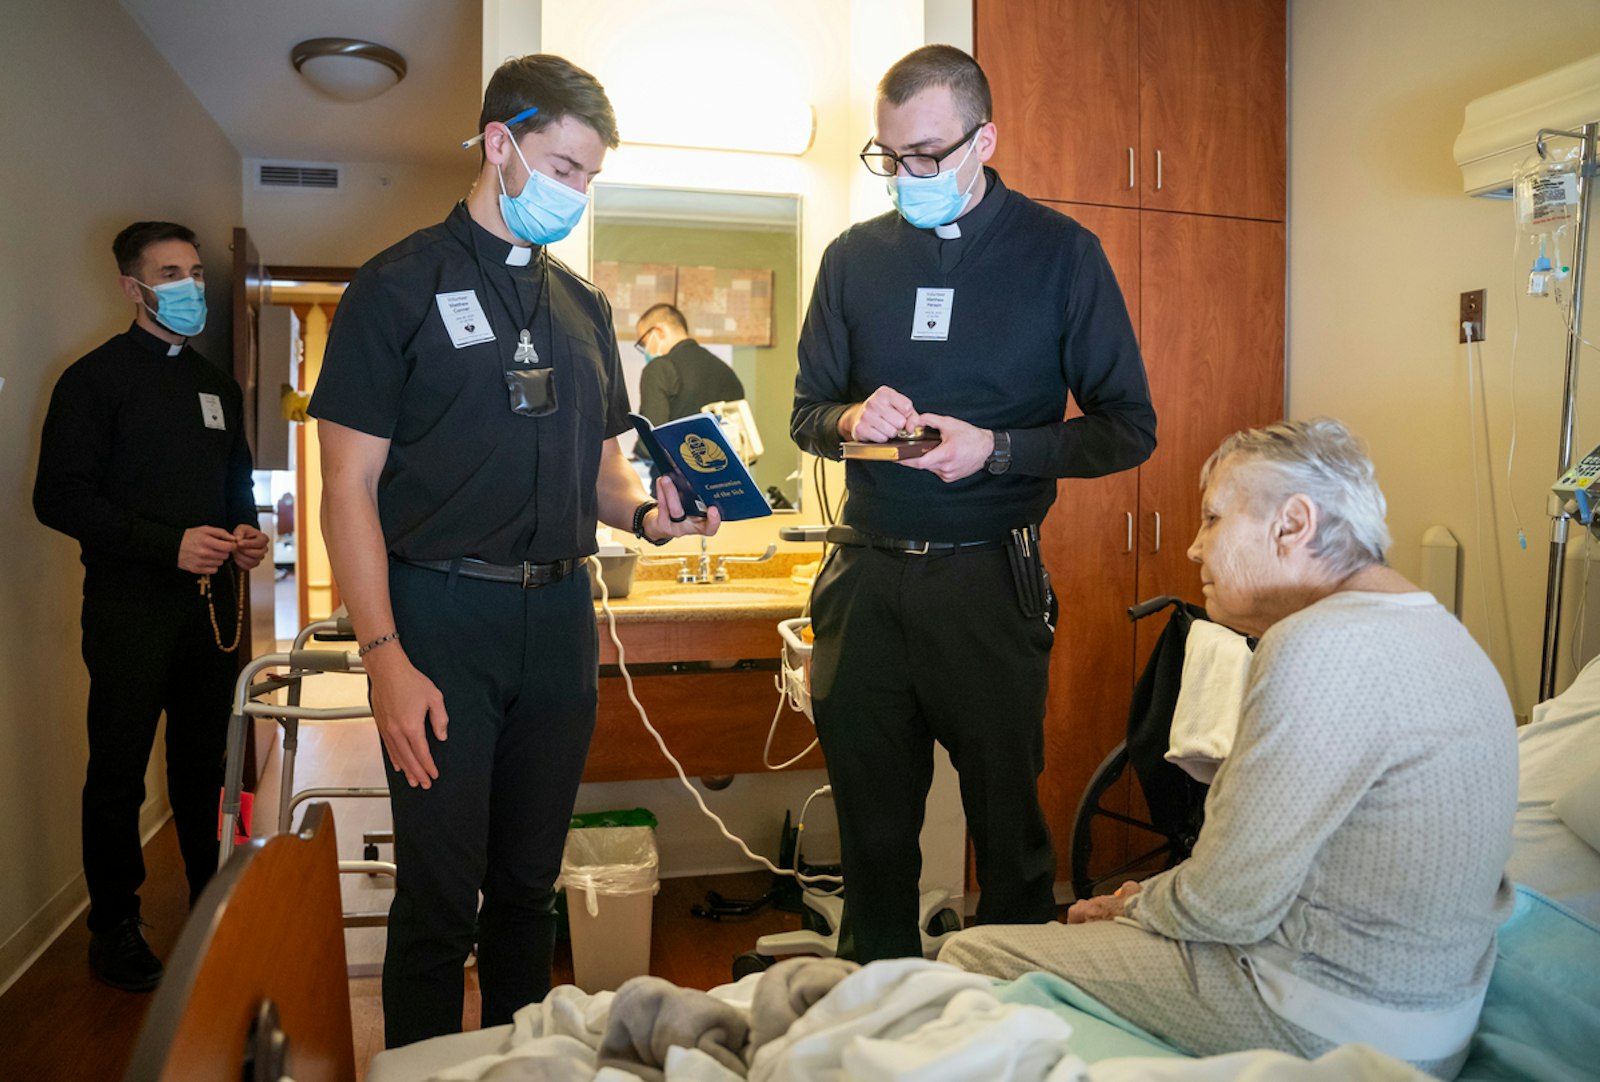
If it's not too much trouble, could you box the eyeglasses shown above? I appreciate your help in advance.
[633,325,662,356]
[859,122,986,178]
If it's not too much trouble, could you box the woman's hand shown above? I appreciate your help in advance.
[1065,880,1142,924]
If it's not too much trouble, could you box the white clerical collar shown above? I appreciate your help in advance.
[505,244,533,267]
[933,221,962,240]
[167,343,182,356]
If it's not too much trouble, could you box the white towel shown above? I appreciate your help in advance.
[1166,621,1252,783]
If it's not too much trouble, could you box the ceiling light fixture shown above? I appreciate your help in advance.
[290,37,407,103]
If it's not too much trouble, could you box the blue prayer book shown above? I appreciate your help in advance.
[629,412,773,522]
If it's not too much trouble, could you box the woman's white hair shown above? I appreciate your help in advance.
[1200,417,1391,577]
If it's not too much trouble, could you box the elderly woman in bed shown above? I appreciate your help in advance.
[940,418,1518,1080]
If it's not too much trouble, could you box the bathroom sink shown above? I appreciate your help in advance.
[646,582,799,605]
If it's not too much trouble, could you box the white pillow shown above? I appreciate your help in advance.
[1552,754,1600,855]
[1505,658,1600,922]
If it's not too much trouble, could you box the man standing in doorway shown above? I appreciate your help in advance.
[791,45,1156,962]
[35,221,268,991]
[311,55,717,1046]
[634,302,746,426]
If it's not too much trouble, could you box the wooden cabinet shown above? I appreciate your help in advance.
[978,0,1286,891]
[585,602,824,782]
[1134,213,1286,647]
[1034,203,1141,874]
[978,0,1286,221]
[1028,208,1284,889]
[979,0,1141,208]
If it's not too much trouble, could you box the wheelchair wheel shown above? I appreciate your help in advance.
[1069,742,1194,901]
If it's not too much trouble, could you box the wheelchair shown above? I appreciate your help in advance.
[1068,596,1251,900]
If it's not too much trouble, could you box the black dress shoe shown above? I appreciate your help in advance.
[88,918,163,992]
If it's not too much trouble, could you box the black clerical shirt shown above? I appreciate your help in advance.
[34,322,258,597]
[638,338,746,427]
[309,202,631,565]
[792,169,1156,541]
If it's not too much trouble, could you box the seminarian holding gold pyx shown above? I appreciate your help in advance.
[791,45,1157,962]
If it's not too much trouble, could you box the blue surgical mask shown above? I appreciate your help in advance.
[886,135,981,229]
[136,277,207,337]
[498,137,589,246]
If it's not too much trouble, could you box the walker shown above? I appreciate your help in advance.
[729,617,961,978]
[218,617,396,928]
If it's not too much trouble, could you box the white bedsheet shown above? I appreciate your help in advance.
[367,959,1444,1082]
[399,960,1087,1082]
[1505,657,1600,922]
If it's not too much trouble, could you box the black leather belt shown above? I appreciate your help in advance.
[825,525,1003,556]
[398,556,577,588]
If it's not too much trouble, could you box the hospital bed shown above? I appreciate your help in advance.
[132,653,1600,1081]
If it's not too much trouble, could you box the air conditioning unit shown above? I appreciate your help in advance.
[1453,52,1600,198]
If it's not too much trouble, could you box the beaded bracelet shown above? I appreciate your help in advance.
[358,631,400,658]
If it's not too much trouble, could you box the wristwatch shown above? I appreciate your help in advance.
[985,430,1013,475]
[632,499,670,546]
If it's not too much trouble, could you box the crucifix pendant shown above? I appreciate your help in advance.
[513,329,538,365]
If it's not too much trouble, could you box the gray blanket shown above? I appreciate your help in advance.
[748,957,859,1053]
[596,975,751,1080]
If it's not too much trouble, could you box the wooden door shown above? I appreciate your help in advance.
[1139,0,1286,220]
[1135,211,1285,657]
[231,227,274,786]
[1038,202,1142,886]
[976,0,1140,207]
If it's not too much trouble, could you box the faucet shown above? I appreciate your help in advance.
[697,536,714,583]
[712,542,777,582]
[639,540,778,584]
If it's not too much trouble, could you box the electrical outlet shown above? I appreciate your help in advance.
[1460,289,1486,343]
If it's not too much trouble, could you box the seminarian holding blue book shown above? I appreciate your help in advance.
[630,411,772,523]
[792,46,1156,963]
[309,55,721,1046]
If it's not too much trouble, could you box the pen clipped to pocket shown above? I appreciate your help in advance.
[1006,526,1050,619]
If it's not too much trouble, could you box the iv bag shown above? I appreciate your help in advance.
[1513,145,1582,300]
[1514,144,1581,230]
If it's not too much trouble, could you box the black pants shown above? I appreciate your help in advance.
[809,544,1059,962]
[381,561,597,1048]
[80,587,240,933]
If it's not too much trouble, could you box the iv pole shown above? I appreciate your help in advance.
[1537,120,1598,702]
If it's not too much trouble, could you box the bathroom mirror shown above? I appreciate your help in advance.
[590,184,802,510]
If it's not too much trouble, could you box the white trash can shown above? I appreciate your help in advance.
[557,825,659,992]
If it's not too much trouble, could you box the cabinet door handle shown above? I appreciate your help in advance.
[1152,511,1162,552]
[1125,512,1134,554]
[1127,147,1135,189]
[1155,149,1163,191]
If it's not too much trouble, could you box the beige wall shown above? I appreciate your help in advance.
[1288,0,1600,715]
[243,159,473,269]
[0,1,243,985]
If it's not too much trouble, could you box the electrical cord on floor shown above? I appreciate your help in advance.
[591,555,842,887]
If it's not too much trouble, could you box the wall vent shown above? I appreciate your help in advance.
[257,162,341,189]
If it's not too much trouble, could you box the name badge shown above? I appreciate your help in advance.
[910,287,954,341]
[435,290,496,349]
[199,392,225,430]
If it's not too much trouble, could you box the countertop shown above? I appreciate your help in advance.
[591,552,817,624]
